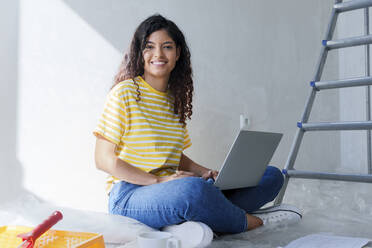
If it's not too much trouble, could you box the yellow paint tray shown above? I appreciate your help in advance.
[0,225,105,248]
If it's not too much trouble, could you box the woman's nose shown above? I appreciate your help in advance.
[154,47,164,57]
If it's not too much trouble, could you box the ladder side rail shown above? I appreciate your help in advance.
[365,7,372,173]
[313,5,341,82]
[305,0,341,121]
[274,129,305,204]
[274,2,341,205]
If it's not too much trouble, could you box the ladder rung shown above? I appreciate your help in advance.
[310,76,372,90]
[323,34,372,49]
[283,169,372,183]
[297,121,372,131]
[334,0,372,13]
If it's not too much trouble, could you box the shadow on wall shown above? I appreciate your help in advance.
[0,0,41,204]
[62,0,144,52]
[61,0,189,52]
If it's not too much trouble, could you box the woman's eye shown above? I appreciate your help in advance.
[164,46,173,49]
[145,45,153,49]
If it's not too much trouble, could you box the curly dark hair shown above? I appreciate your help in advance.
[113,14,193,125]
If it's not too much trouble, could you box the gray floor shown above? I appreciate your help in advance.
[208,179,372,247]
[210,212,371,247]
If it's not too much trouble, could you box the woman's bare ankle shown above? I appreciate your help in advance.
[246,214,263,231]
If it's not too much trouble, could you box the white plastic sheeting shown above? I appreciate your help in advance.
[0,194,155,246]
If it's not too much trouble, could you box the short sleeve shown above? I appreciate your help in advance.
[183,127,192,150]
[93,87,126,145]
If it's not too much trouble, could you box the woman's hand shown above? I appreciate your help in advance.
[201,170,219,180]
[157,170,198,183]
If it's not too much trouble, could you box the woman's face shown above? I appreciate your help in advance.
[142,29,180,83]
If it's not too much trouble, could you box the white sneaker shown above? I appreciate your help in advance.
[162,221,213,248]
[252,204,302,227]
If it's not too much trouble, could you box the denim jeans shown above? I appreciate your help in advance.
[109,166,284,234]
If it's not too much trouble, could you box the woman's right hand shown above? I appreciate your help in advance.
[157,170,197,183]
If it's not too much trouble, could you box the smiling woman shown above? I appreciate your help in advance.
[93,14,284,234]
[113,14,193,126]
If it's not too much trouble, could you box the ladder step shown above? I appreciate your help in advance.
[283,169,372,183]
[334,0,372,13]
[297,121,372,131]
[323,34,372,49]
[310,76,372,90]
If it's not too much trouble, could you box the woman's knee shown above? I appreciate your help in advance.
[182,176,210,193]
[179,177,213,205]
[264,166,284,190]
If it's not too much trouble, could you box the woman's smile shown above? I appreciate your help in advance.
[151,60,167,66]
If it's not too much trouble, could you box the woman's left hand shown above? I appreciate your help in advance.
[201,170,219,180]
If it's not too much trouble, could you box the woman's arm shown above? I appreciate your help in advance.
[179,153,219,179]
[95,135,193,185]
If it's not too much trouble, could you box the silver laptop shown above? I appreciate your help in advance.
[214,130,283,190]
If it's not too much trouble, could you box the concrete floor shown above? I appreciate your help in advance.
[209,210,372,247]
[207,179,372,247]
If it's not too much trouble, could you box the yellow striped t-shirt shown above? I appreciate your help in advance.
[93,76,191,192]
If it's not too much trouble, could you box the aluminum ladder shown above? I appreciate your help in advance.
[275,0,372,205]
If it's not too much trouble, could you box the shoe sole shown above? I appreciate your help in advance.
[252,204,302,219]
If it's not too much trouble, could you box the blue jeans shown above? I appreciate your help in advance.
[109,166,284,234]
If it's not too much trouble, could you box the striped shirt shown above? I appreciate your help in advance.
[93,76,191,192]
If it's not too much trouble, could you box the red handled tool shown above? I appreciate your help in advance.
[16,211,63,248]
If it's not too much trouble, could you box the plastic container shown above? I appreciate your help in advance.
[0,225,105,248]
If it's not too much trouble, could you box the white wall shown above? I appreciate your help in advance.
[0,0,24,202]
[16,0,121,210]
[1,0,340,212]
[338,8,370,174]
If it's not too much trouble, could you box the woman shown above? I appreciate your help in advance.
[94,14,284,233]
